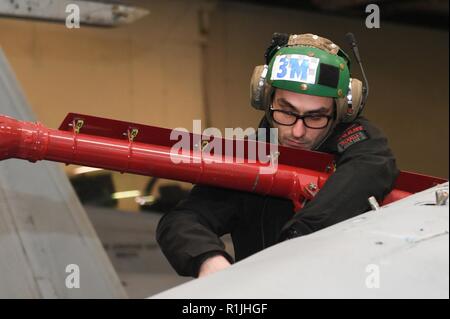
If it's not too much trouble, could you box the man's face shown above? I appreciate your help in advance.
[271,89,334,150]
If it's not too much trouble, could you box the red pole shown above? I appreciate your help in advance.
[1,114,446,211]
[1,114,331,211]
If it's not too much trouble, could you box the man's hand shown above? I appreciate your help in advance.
[198,255,231,278]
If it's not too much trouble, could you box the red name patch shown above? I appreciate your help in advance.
[337,125,368,153]
[339,125,364,140]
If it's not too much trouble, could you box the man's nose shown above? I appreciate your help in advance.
[292,119,307,138]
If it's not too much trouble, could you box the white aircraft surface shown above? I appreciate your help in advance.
[151,183,449,299]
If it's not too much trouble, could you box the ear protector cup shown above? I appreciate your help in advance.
[250,65,273,110]
[335,78,363,123]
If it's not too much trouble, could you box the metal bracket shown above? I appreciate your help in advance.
[268,151,280,165]
[435,189,449,206]
[325,161,336,173]
[201,140,209,151]
[127,127,139,142]
[304,182,319,198]
[72,119,84,134]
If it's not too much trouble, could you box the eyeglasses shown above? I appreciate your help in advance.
[269,106,332,129]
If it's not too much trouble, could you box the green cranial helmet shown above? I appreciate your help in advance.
[266,34,351,99]
[250,33,364,123]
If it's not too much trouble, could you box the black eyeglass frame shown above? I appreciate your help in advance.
[269,106,333,129]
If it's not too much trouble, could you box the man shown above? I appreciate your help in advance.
[156,33,398,278]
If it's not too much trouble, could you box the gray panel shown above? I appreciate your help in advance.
[151,183,449,299]
[0,49,127,298]
[0,0,149,26]
[85,206,192,298]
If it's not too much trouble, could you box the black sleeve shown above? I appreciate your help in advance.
[156,185,239,277]
[279,117,399,241]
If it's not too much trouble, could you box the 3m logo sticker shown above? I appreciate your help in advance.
[337,126,368,153]
[271,54,320,84]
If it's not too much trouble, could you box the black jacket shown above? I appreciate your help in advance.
[156,116,399,277]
